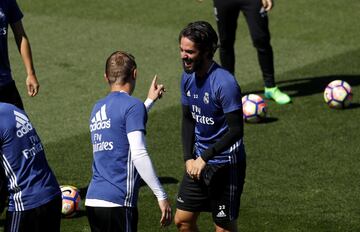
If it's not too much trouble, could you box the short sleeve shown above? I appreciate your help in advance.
[125,101,147,134]
[215,75,242,114]
[180,73,190,106]
[7,0,23,24]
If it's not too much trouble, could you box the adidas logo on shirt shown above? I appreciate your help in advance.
[90,104,111,132]
[14,110,33,138]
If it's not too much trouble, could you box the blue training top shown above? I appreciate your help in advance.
[86,91,147,207]
[0,103,61,211]
[181,62,245,164]
[0,0,23,86]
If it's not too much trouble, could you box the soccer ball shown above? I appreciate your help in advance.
[242,94,267,123]
[60,185,81,217]
[324,80,352,109]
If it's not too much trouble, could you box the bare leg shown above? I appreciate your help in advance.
[215,220,238,232]
[174,209,200,232]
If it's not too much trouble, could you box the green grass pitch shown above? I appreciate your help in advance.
[2,0,360,231]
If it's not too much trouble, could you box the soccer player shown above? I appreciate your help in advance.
[85,51,172,232]
[174,21,246,232]
[0,0,40,110]
[0,102,62,232]
[212,0,291,104]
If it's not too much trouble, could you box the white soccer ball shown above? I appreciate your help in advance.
[242,94,267,123]
[60,185,81,218]
[324,80,352,109]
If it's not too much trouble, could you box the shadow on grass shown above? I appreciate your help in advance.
[277,75,360,98]
[244,48,360,102]
[260,116,278,124]
[247,74,360,98]
[244,116,278,125]
[346,102,360,109]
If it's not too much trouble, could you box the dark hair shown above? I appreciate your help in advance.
[178,21,218,58]
[105,51,137,85]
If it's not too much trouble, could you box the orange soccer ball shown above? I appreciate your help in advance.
[60,185,81,218]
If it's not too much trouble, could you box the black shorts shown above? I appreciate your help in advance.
[5,195,62,232]
[176,160,246,223]
[0,80,24,110]
[86,206,138,232]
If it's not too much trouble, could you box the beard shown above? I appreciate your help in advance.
[182,57,204,74]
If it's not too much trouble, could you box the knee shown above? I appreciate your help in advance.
[214,220,238,232]
[174,214,197,231]
[219,39,235,50]
[174,214,182,228]
[252,36,271,51]
[174,215,189,229]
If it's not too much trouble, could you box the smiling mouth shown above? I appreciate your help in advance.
[183,59,193,68]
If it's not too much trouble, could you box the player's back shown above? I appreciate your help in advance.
[0,102,61,211]
[87,92,147,206]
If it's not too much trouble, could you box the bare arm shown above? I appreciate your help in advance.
[10,20,39,97]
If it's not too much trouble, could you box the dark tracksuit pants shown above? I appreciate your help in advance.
[213,0,275,87]
[0,80,24,110]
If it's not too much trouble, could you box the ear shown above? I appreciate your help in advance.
[132,68,137,80]
[104,73,109,83]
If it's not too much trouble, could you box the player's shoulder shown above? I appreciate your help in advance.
[0,102,22,115]
[181,71,194,82]
[110,92,145,110]
[128,96,144,109]
[211,63,235,80]
[211,65,238,86]
[181,72,195,92]
[0,103,25,131]
[209,64,241,95]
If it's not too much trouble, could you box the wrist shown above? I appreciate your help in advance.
[184,156,193,162]
[156,193,168,201]
[144,98,154,112]
[201,148,214,163]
